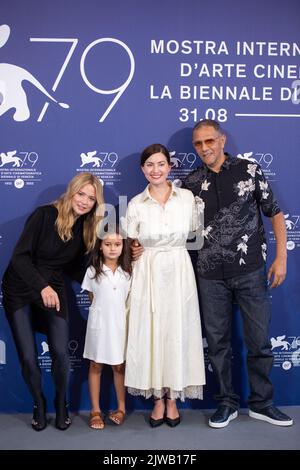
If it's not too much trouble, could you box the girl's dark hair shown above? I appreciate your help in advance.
[140,143,170,166]
[90,224,132,279]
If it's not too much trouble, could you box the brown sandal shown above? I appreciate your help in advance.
[108,409,125,425]
[89,411,105,430]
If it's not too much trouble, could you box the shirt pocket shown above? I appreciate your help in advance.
[87,306,102,330]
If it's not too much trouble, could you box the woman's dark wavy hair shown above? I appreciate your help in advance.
[140,143,170,166]
[89,224,132,279]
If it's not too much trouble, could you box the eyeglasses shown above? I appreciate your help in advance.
[193,136,221,149]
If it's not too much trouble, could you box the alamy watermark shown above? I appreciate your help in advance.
[96,195,204,250]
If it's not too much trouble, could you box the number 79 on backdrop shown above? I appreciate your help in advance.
[30,37,135,122]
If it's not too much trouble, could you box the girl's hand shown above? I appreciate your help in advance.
[41,286,60,312]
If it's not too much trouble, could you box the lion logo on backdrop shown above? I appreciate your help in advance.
[0,340,6,364]
[237,151,258,163]
[80,151,103,168]
[284,214,296,231]
[271,335,290,351]
[170,151,181,168]
[0,24,69,121]
[41,341,49,356]
[0,150,22,167]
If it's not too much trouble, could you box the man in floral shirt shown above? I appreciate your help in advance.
[184,119,293,428]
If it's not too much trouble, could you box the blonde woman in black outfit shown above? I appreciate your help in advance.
[2,173,104,431]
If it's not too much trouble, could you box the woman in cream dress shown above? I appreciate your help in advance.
[124,143,205,427]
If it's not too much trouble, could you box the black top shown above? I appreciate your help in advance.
[2,205,86,319]
[184,154,281,279]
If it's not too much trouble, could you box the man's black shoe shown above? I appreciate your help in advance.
[208,405,238,428]
[249,405,293,426]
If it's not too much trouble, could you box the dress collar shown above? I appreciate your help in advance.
[102,264,123,274]
[141,181,179,202]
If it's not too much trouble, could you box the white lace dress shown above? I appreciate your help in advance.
[124,183,206,401]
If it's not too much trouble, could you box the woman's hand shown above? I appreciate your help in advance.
[41,286,60,312]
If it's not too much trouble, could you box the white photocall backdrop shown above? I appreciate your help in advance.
[0,0,299,412]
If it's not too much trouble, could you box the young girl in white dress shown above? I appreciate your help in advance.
[82,226,132,429]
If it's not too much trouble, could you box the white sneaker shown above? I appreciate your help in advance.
[249,406,293,426]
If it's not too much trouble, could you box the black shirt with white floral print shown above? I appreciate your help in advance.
[184,154,281,279]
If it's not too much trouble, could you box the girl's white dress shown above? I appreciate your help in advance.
[82,265,131,365]
[123,183,206,401]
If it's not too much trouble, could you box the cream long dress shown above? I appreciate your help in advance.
[124,183,205,401]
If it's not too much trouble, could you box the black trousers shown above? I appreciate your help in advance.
[198,266,274,410]
[7,305,69,404]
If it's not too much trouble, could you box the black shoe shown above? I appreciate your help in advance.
[165,396,180,427]
[209,405,238,428]
[165,415,181,428]
[149,415,165,428]
[32,396,47,431]
[249,405,293,426]
[54,396,71,431]
[149,397,165,428]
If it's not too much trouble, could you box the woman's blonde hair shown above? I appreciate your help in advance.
[53,172,104,252]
